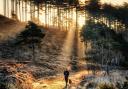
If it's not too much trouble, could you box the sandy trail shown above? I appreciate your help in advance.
[32,70,91,89]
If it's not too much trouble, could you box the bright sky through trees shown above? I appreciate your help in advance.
[101,0,128,5]
[0,0,128,15]
[79,0,128,5]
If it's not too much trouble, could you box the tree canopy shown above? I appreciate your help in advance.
[15,21,45,45]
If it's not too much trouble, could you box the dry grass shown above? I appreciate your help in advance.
[97,83,117,89]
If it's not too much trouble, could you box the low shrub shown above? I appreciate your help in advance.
[97,83,116,89]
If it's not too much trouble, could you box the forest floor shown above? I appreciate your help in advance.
[0,15,128,89]
[0,15,89,89]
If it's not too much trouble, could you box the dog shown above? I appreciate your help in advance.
[69,79,72,85]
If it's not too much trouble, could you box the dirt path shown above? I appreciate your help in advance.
[32,70,91,89]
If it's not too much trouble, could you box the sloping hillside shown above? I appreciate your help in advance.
[0,15,25,41]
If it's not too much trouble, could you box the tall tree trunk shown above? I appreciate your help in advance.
[53,4,55,27]
[32,43,36,63]
[4,0,7,16]
[47,1,49,27]
[45,0,47,27]
[11,0,14,13]
[15,0,18,20]
[57,4,60,29]
[7,0,9,17]
[76,5,78,30]
[30,0,32,20]
[49,2,51,26]
[25,0,27,21]
[19,0,21,21]
[37,3,40,24]
[33,3,36,21]
[22,0,24,21]
[30,0,34,21]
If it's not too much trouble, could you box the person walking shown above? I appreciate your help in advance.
[64,69,69,87]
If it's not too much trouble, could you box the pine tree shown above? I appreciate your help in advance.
[15,21,45,63]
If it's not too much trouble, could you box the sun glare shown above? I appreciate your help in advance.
[0,0,3,15]
[79,0,128,6]
[101,0,128,6]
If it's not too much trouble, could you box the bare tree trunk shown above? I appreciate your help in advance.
[76,5,78,30]
[18,0,21,21]
[45,0,47,27]
[32,43,36,63]
[57,4,60,30]
[84,41,87,54]
[7,0,9,17]
[15,0,18,20]
[66,8,68,30]
[11,0,14,13]
[49,2,52,27]
[30,0,34,21]
[11,0,18,20]
[53,4,55,27]
[33,3,36,21]
[25,0,27,21]
[4,0,7,16]
[47,1,49,27]
[30,0,32,20]
[22,0,24,21]
[37,3,40,24]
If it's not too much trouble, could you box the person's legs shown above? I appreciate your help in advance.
[65,76,68,86]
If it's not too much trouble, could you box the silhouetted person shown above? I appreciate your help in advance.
[64,69,69,87]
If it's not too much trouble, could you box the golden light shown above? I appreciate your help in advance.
[79,0,128,6]
[78,15,86,28]
[101,0,128,6]
[79,0,85,5]
[0,0,3,15]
